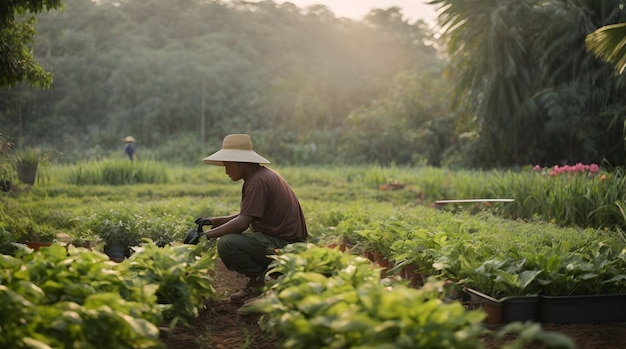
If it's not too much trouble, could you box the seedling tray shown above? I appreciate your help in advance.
[465,288,626,324]
[541,294,626,323]
[464,288,540,324]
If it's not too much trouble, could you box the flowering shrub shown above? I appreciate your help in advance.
[533,163,599,177]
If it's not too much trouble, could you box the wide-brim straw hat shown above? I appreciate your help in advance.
[124,136,136,143]
[203,134,270,166]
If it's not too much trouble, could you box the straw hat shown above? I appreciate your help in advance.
[203,134,270,166]
[124,136,136,143]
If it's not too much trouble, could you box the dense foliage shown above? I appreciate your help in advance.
[244,243,576,348]
[0,0,62,88]
[2,0,626,168]
[0,242,217,348]
[435,0,626,167]
[0,0,446,165]
[245,243,488,348]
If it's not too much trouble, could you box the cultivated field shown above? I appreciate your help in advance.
[2,162,625,348]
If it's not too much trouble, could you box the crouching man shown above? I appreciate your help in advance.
[195,134,308,304]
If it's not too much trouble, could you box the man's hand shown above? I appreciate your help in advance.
[194,217,213,226]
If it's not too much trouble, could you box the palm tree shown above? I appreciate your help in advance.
[431,0,626,167]
[431,0,543,166]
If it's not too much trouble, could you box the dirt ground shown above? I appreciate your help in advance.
[159,259,276,349]
[160,260,626,349]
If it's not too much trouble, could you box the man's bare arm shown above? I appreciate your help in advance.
[206,214,254,239]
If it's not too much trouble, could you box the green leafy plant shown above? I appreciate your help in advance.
[245,244,487,348]
[458,258,520,297]
[0,244,164,348]
[120,240,218,327]
[0,239,222,347]
[354,217,403,257]
[0,201,56,243]
[390,228,453,278]
[96,218,137,246]
[133,213,190,247]
[69,229,104,249]
[14,147,59,185]
[514,243,626,296]
[16,148,45,166]
[457,242,626,298]
[82,210,143,252]
[268,243,379,282]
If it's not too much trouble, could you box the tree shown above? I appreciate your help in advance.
[0,0,63,88]
[432,0,626,167]
[0,0,444,165]
[433,0,540,166]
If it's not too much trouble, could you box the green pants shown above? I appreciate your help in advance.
[217,231,295,278]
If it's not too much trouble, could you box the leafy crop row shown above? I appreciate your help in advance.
[244,244,574,348]
[313,203,626,298]
[0,242,217,348]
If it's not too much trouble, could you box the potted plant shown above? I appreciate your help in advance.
[459,243,626,324]
[70,230,104,250]
[15,148,49,185]
[19,229,56,251]
[0,196,55,250]
[389,228,449,286]
[136,217,180,248]
[93,218,141,261]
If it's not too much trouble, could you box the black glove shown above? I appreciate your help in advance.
[194,217,212,226]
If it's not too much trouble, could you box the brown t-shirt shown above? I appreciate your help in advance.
[240,166,308,242]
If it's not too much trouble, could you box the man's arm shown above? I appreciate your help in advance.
[209,213,238,227]
[205,214,254,239]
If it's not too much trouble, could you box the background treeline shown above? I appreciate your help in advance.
[1,0,626,168]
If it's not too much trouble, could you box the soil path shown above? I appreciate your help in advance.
[159,259,276,349]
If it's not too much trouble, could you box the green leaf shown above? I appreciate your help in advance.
[119,313,160,339]
[20,337,53,349]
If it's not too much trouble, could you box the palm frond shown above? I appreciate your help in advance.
[586,23,626,74]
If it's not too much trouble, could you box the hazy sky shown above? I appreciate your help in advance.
[264,1,439,23]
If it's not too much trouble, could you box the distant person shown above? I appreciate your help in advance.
[123,136,136,160]
[194,133,308,304]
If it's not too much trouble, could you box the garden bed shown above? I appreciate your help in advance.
[161,260,626,349]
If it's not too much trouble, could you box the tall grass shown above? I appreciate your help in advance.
[63,158,171,185]
[272,165,626,231]
[490,168,626,230]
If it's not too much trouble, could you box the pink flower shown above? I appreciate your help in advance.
[540,162,599,177]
